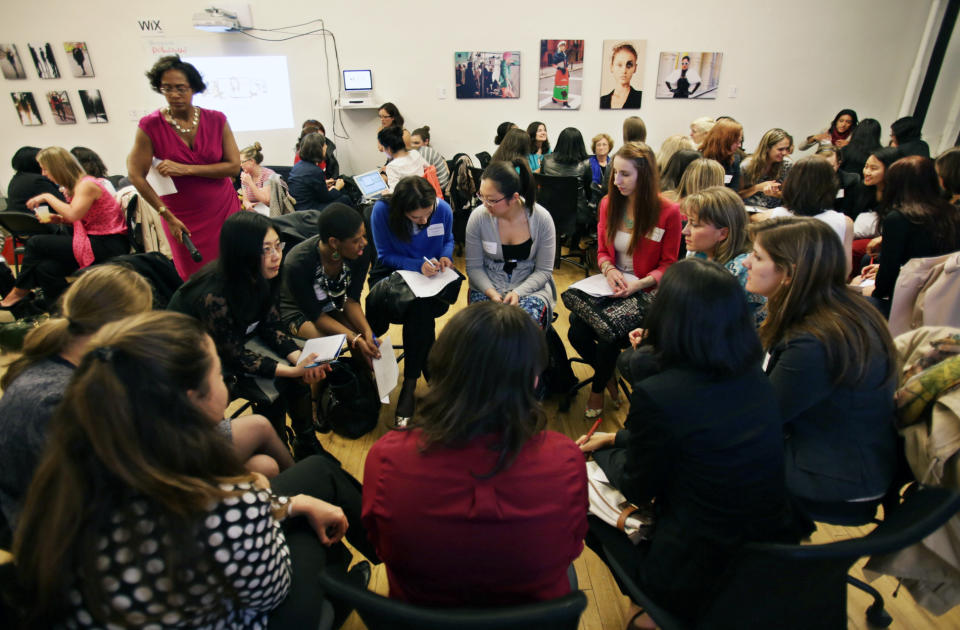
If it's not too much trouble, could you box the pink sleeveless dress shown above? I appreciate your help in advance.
[72,176,127,268]
[138,108,240,279]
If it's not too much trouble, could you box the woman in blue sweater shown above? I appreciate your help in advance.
[368,176,456,426]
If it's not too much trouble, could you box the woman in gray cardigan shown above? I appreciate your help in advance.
[466,158,557,328]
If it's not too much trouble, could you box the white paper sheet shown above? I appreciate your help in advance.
[396,268,460,298]
[297,334,346,366]
[568,272,640,297]
[147,158,178,196]
[253,202,270,216]
[372,335,400,403]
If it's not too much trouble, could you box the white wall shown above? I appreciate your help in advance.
[0,0,940,188]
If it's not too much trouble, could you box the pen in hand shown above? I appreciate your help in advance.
[422,256,439,271]
[576,417,604,447]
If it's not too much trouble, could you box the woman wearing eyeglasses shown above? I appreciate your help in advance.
[466,159,557,329]
[127,55,242,280]
[168,212,331,461]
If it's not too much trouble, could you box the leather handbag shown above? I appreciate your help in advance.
[366,269,464,335]
[561,287,652,343]
[586,460,654,544]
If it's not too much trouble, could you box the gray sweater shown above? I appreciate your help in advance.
[465,203,557,320]
[0,357,74,529]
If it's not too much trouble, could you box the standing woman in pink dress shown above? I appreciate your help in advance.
[127,55,241,279]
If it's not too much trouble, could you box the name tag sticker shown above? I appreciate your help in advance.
[482,240,498,255]
[245,321,259,335]
[313,281,329,302]
[648,227,665,242]
[427,223,444,237]
[724,174,733,184]
[836,189,845,199]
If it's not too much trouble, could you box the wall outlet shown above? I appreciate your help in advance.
[728,85,738,98]
[437,86,448,99]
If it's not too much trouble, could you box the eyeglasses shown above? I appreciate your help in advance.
[160,85,191,95]
[261,242,286,256]
[476,193,506,206]
[378,114,393,120]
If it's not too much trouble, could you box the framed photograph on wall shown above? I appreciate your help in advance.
[11,92,42,125]
[64,42,94,77]
[0,44,27,79]
[599,39,647,110]
[455,51,520,99]
[78,89,107,123]
[655,52,723,99]
[539,39,584,110]
[46,90,76,124]
[27,42,60,79]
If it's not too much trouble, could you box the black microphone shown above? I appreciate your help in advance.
[182,233,202,262]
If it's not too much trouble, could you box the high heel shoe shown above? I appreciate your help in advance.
[394,377,417,428]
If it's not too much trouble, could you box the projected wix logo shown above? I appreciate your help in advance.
[182,56,294,132]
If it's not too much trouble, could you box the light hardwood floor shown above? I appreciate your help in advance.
[2,252,958,629]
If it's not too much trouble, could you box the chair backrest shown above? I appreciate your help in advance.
[263,164,293,184]
[468,167,484,191]
[0,212,46,237]
[318,570,587,630]
[534,174,579,236]
[701,486,960,629]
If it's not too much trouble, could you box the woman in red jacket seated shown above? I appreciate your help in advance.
[362,301,588,606]
[567,141,682,418]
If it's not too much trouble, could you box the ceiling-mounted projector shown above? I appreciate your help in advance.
[193,7,241,32]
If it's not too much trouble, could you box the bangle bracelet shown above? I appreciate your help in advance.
[352,333,362,348]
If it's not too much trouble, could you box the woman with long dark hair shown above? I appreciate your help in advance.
[526,121,550,172]
[580,258,800,627]
[746,217,898,517]
[12,311,375,628]
[491,128,530,163]
[168,212,330,460]
[568,142,682,418]
[800,108,858,151]
[856,156,960,313]
[362,301,587,606]
[541,127,593,232]
[368,176,456,426]
[467,159,557,327]
[839,118,882,177]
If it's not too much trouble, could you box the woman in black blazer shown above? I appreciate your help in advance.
[580,258,802,628]
[745,217,898,518]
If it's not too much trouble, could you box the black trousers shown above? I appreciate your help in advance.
[567,313,629,394]
[235,374,313,437]
[15,233,128,304]
[370,296,448,380]
[268,455,378,628]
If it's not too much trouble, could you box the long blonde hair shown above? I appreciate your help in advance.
[676,158,725,200]
[681,186,750,264]
[744,128,790,185]
[657,134,695,177]
[36,146,85,190]
[2,265,153,388]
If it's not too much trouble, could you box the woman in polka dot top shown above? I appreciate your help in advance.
[10,311,363,628]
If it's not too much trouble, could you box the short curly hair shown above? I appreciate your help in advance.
[146,55,206,94]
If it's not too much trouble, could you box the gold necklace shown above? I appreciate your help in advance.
[165,106,199,134]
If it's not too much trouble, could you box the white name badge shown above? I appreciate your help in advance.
[647,227,665,242]
[482,240,498,255]
[724,174,733,184]
[426,223,444,237]
[836,189,845,199]
[245,321,259,335]
[762,352,771,371]
[313,281,329,302]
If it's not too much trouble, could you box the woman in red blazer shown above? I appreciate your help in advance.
[568,142,682,418]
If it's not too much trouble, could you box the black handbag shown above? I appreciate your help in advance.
[365,269,464,335]
[315,360,381,439]
[561,287,652,344]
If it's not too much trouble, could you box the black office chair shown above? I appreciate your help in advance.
[263,164,293,184]
[533,174,589,277]
[468,166,484,193]
[601,485,960,630]
[317,569,587,630]
[0,212,50,273]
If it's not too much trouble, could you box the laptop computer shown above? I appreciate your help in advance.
[354,169,389,201]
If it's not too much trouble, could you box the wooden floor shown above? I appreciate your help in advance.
[3,252,959,629]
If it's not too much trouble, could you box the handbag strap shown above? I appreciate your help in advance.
[616,504,640,531]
